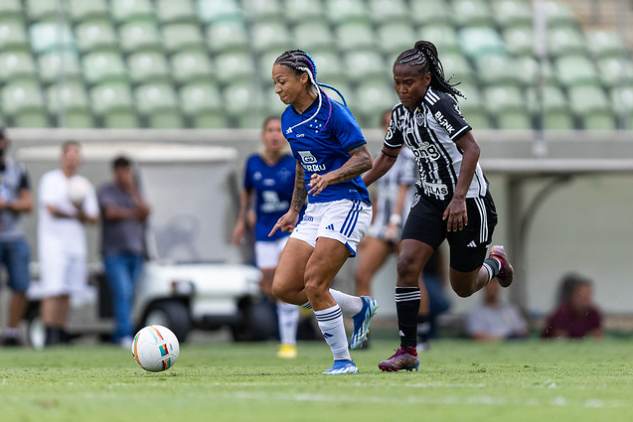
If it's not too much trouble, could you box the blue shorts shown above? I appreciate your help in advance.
[0,237,31,293]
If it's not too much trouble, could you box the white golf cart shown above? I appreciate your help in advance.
[18,143,274,348]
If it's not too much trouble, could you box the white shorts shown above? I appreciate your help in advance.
[290,199,372,257]
[39,249,87,296]
[255,236,289,269]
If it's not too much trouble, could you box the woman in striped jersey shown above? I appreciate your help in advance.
[363,40,515,372]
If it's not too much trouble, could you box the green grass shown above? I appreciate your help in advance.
[2,339,633,421]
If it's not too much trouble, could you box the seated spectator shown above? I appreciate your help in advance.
[541,274,603,339]
[466,279,528,341]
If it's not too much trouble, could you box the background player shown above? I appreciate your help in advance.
[233,116,301,359]
[363,41,514,372]
[269,49,378,375]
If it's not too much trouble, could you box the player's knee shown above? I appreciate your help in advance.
[452,284,475,298]
[396,254,420,283]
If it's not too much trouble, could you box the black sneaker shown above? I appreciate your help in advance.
[2,336,23,347]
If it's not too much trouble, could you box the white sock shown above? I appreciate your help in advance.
[277,301,299,346]
[329,289,363,317]
[314,304,351,361]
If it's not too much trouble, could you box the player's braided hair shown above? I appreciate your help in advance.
[395,40,465,100]
[274,49,347,133]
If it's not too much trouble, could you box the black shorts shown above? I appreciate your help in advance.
[401,188,498,272]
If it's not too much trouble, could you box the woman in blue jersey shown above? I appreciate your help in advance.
[363,41,515,372]
[268,49,378,375]
[232,116,301,359]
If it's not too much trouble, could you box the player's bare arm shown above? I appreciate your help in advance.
[362,146,401,187]
[308,144,372,196]
[443,131,480,232]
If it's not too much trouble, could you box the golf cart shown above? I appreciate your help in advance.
[18,143,274,347]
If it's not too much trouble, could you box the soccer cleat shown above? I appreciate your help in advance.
[350,296,379,350]
[378,347,419,372]
[277,344,297,359]
[323,359,358,375]
[489,245,514,288]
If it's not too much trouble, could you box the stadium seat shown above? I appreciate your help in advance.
[335,22,377,52]
[368,0,409,24]
[242,0,281,22]
[348,78,397,128]
[25,0,62,22]
[82,51,128,85]
[436,53,476,86]
[155,0,198,25]
[0,0,23,22]
[171,50,215,85]
[222,82,260,127]
[410,0,452,27]
[586,29,628,59]
[161,23,205,55]
[455,84,492,129]
[118,21,162,54]
[502,26,534,57]
[29,22,75,55]
[309,51,344,83]
[483,85,531,129]
[451,0,495,28]
[292,22,335,53]
[492,0,533,28]
[259,51,281,83]
[543,1,578,28]
[547,26,586,58]
[0,21,29,50]
[135,83,183,128]
[197,0,243,24]
[261,85,287,117]
[282,0,324,25]
[68,0,110,23]
[568,85,616,130]
[526,85,574,130]
[37,51,83,86]
[377,23,417,56]
[205,21,249,54]
[2,79,48,128]
[554,55,599,88]
[343,51,387,83]
[214,51,255,85]
[45,82,93,128]
[459,27,506,58]
[75,20,119,53]
[475,55,523,87]
[597,57,633,89]
[418,24,462,56]
[111,0,154,24]
[90,82,139,128]
[515,56,556,87]
[250,21,293,54]
[610,86,633,129]
[325,0,370,25]
[179,83,226,128]
[127,51,171,84]
[0,51,37,83]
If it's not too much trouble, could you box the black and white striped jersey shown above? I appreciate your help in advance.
[383,86,488,200]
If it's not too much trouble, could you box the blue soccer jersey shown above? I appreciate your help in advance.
[243,153,296,241]
[281,98,371,205]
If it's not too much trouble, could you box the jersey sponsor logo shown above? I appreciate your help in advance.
[296,134,305,138]
[298,150,326,172]
[261,190,289,213]
[423,181,448,196]
[415,109,425,126]
[409,140,441,162]
[434,111,455,135]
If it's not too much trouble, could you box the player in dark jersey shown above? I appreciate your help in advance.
[363,41,515,372]
[269,49,379,375]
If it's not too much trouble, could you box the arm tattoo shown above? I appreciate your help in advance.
[291,162,307,212]
[327,144,372,185]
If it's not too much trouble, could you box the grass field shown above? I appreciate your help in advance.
[2,338,633,421]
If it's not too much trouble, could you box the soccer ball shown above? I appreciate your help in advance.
[131,325,180,372]
[68,175,92,206]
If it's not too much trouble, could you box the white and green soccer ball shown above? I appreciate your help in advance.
[131,325,180,372]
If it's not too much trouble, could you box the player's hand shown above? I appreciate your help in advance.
[232,220,246,245]
[308,173,330,196]
[442,197,468,232]
[384,222,400,242]
[268,210,299,237]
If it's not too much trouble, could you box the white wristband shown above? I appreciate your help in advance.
[389,214,402,225]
